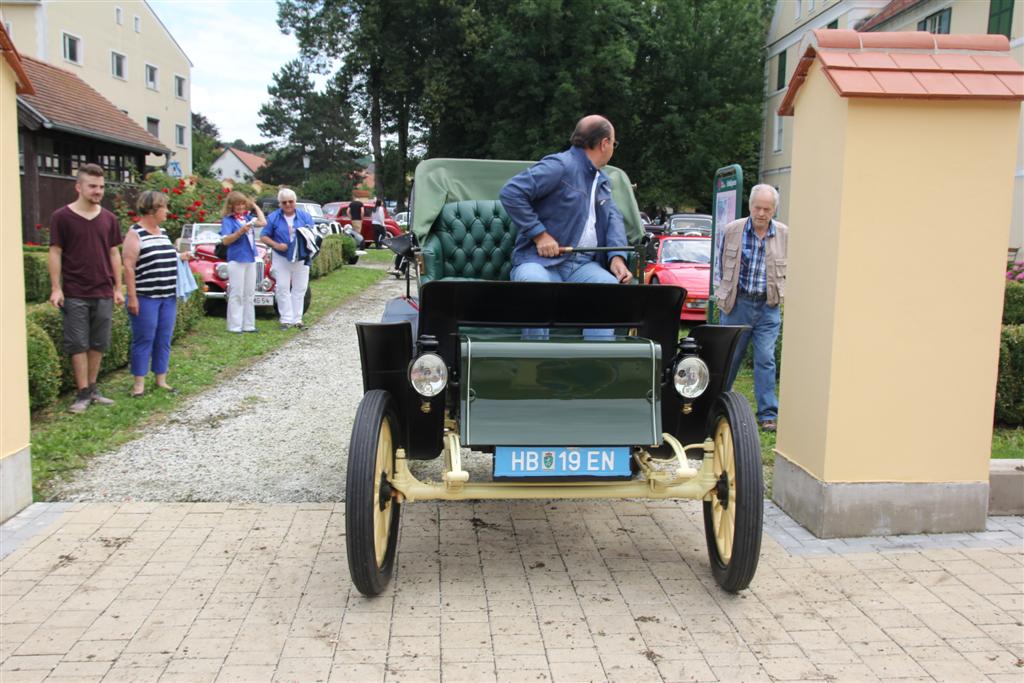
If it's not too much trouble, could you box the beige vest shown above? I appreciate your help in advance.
[715,217,788,315]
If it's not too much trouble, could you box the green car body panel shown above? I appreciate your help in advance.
[459,335,662,447]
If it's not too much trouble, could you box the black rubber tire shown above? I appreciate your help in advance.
[702,390,763,593]
[203,299,226,316]
[650,276,660,285]
[302,287,312,313]
[346,390,402,596]
[347,255,360,265]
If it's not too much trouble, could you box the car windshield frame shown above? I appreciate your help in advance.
[299,203,325,218]
[669,216,712,232]
[660,238,711,264]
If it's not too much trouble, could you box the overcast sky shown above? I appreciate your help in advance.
[149,0,305,144]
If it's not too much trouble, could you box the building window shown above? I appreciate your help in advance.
[175,124,186,147]
[988,0,1015,38]
[827,19,839,29]
[115,7,123,24]
[111,51,126,79]
[146,117,159,138]
[808,0,814,11]
[174,75,186,99]
[773,113,783,152]
[145,64,158,90]
[917,7,952,34]
[134,15,141,32]
[776,49,787,91]
[795,0,801,19]
[62,32,82,64]
[234,169,240,178]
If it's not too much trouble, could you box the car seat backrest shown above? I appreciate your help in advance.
[420,200,517,283]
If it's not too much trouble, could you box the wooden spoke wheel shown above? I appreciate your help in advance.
[346,390,402,596]
[702,390,763,593]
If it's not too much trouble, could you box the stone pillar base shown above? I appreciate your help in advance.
[772,453,988,538]
[1,446,33,524]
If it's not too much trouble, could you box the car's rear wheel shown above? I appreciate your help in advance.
[302,287,312,313]
[346,390,402,596]
[650,276,660,285]
[702,390,762,593]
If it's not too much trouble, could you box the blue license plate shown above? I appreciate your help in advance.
[493,446,632,479]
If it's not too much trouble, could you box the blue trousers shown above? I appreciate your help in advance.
[128,296,177,377]
[512,253,618,340]
[721,295,780,421]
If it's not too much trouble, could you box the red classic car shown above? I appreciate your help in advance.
[178,223,310,314]
[644,234,711,322]
[325,200,402,247]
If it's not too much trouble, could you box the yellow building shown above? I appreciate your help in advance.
[1,0,192,175]
[1,24,34,523]
[763,0,1023,255]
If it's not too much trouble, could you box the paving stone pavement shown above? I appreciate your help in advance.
[1,500,1022,682]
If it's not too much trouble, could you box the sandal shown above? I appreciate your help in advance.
[156,385,178,394]
[130,390,145,398]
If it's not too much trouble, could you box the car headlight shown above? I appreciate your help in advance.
[673,356,709,399]
[260,278,273,292]
[215,263,229,280]
[409,353,448,397]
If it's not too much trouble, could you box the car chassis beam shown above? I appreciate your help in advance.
[388,435,720,502]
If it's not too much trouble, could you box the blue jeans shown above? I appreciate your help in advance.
[721,295,780,422]
[511,253,618,339]
[128,296,177,377]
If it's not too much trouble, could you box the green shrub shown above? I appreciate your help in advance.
[1004,281,1024,325]
[25,320,61,411]
[26,304,72,391]
[340,234,356,264]
[23,250,51,303]
[173,273,205,341]
[98,304,131,376]
[311,234,346,279]
[996,325,1024,427]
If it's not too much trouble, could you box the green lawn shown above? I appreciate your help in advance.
[30,264,386,499]
[359,247,397,264]
[992,428,1024,458]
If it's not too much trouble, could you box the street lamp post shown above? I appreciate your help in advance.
[302,151,310,181]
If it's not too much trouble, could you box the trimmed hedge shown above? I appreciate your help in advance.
[23,250,51,304]
[996,325,1024,427]
[26,320,61,410]
[341,234,356,263]
[25,275,205,406]
[310,234,351,279]
[1004,281,1024,325]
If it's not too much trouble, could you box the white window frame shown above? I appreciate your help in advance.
[110,50,126,80]
[134,15,141,32]
[795,0,802,20]
[808,0,814,11]
[62,31,82,65]
[175,124,187,147]
[174,74,187,100]
[115,6,123,24]
[146,117,160,138]
[145,63,159,91]
[773,113,784,153]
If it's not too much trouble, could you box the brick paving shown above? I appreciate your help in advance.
[1,500,1022,682]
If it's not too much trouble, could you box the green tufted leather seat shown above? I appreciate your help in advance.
[420,200,517,284]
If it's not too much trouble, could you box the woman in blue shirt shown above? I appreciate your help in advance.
[259,188,314,330]
[220,191,267,332]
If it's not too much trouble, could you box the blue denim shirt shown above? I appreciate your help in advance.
[500,146,628,269]
[220,213,258,263]
[260,208,313,262]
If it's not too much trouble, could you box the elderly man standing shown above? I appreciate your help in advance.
[715,184,789,432]
[260,189,313,330]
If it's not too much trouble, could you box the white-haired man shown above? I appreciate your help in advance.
[260,189,314,330]
[715,184,788,431]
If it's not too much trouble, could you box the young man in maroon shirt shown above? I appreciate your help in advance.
[48,164,125,414]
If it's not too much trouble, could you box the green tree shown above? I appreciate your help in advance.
[191,112,220,177]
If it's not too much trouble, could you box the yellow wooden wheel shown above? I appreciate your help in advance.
[710,417,737,564]
[372,419,395,568]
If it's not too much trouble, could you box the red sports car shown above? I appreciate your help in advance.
[644,235,711,322]
[324,200,402,247]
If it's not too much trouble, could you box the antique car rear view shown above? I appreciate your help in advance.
[348,159,762,597]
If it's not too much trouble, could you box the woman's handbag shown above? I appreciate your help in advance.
[176,257,198,300]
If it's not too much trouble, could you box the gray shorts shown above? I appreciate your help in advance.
[62,297,113,355]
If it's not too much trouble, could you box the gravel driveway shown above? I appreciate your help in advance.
[52,265,478,503]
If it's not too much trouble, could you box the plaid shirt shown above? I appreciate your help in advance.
[738,218,776,296]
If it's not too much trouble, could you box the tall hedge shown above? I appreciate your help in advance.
[1004,281,1024,325]
[996,325,1024,427]
[310,234,350,279]
[26,320,61,410]
[23,249,50,304]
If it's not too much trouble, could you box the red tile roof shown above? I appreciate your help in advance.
[779,30,1024,116]
[857,0,925,33]
[18,56,168,153]
[228,147,267,173]
[0,24,33,94]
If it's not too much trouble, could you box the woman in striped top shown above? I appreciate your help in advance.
[123,190,189,397]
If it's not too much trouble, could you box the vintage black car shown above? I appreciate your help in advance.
[348,159,762,596]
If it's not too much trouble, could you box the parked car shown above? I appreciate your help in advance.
[332,200,402,247]
[178,223,310,315]
[644,234,711,322]
[392,211,409,230]
[346,158,761,598]
[261,198,364,263]
[669,213,713,235]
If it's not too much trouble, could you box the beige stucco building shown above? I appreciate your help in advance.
[763,0,1023,254]
[1,0,192,175]
[1,24,34,523]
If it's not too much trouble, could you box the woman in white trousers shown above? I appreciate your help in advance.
[219,191,266,332]
[259,188,312,330]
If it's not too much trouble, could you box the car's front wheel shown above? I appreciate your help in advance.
[346,390,402,596]
[702,390,763,593]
